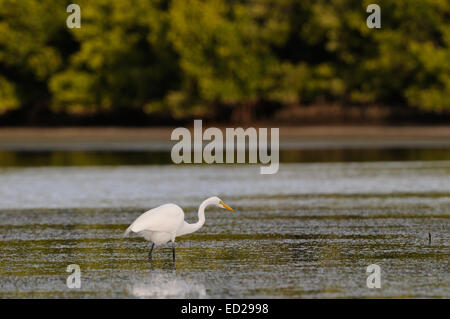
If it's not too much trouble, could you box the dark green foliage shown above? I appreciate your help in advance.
[0,0,448,119]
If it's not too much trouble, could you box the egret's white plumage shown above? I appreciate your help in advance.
[124,196,234,262]
[125,204,184,244]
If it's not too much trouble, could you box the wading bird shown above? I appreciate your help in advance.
[124,196,234,263]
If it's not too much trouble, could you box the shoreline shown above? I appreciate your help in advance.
[0,126,449,151]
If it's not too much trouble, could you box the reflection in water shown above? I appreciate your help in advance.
[128,270,206,298]
[0,148,449,167]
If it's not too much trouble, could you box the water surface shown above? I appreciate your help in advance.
[0,160,448,298]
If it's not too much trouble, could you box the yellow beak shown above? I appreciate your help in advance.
[220,201,234,212]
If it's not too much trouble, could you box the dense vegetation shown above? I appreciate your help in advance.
[0,0,449,123]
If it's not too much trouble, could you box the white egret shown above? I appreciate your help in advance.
[124,196,234,262]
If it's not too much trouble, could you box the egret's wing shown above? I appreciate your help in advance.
[126,204,184,235]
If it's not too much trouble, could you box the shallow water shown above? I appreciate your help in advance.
[0,158,448,298]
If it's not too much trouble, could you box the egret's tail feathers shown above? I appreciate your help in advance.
[124,225,133,237]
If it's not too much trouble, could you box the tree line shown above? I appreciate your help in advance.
[0,0,448,124]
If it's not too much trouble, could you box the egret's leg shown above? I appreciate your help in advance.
[172,242,176,263]
[148,243,155,262]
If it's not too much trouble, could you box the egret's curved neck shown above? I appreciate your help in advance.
[178,198,215,236]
